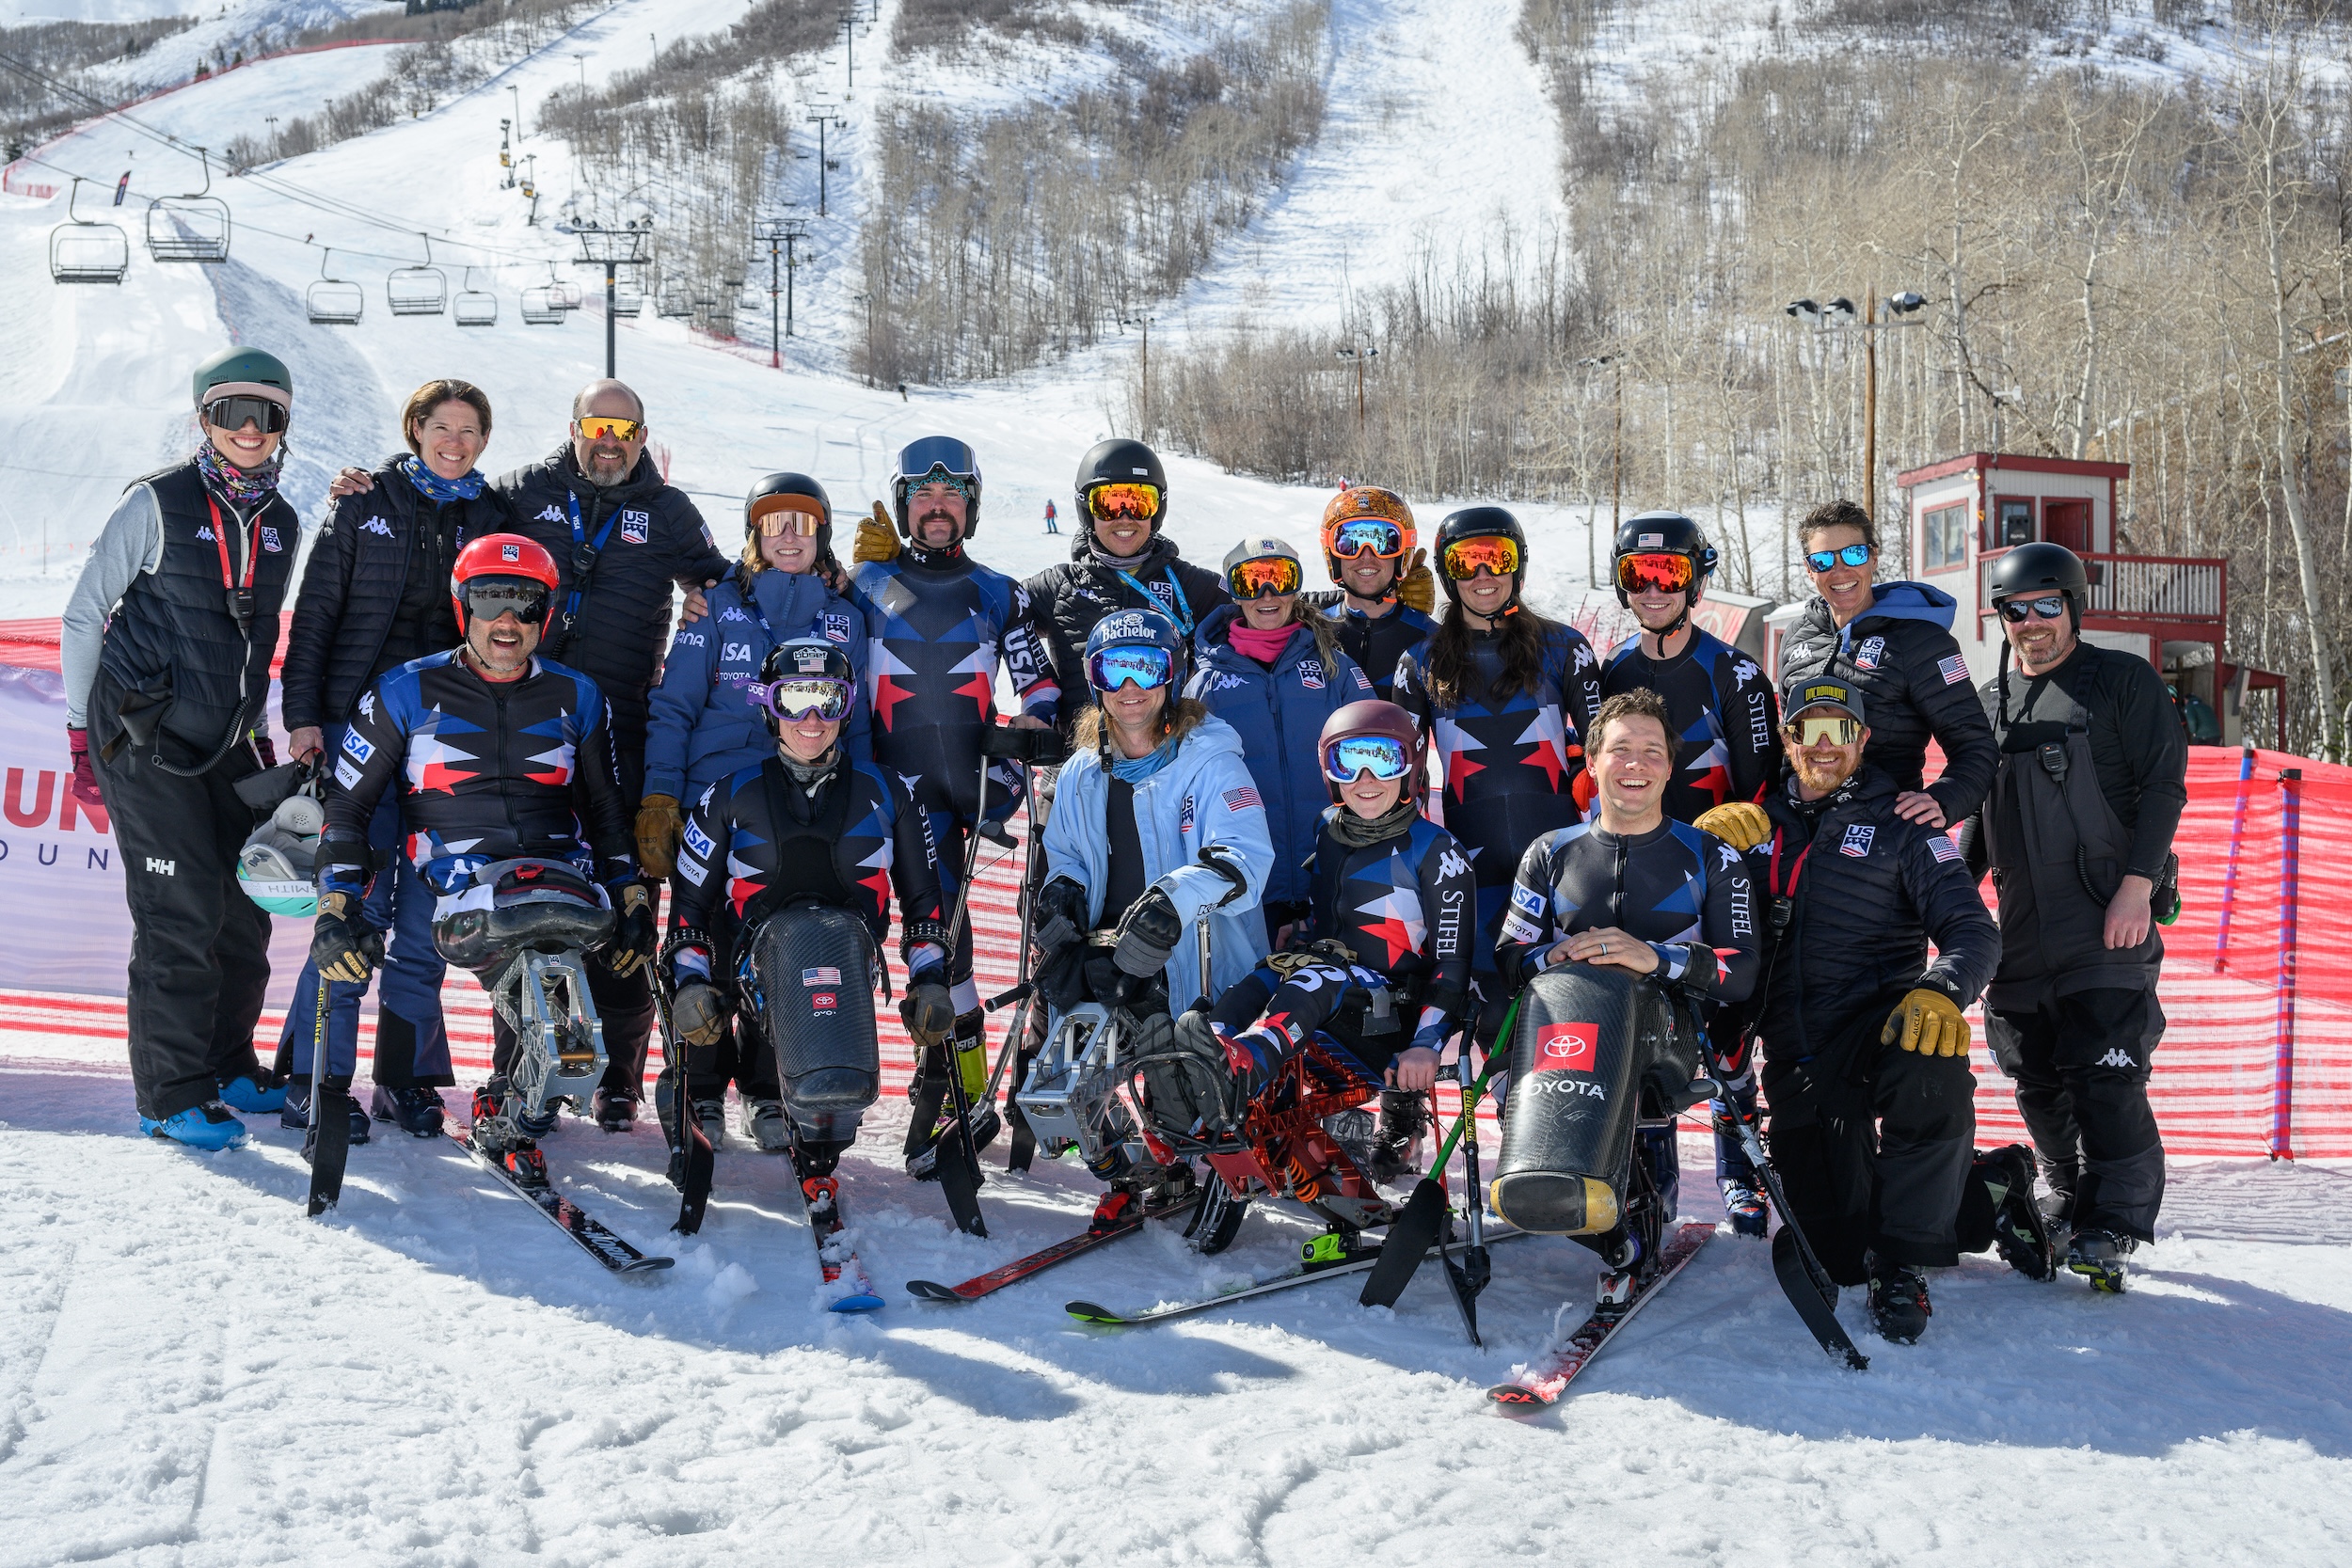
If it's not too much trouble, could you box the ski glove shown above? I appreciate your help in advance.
[854,501,900,564]
[1395,547,1436,614]
[1031,876,1089,963]
[66,727,102,810]
[1110,888,1184,979]
[670,981,728,1047]
[899,978,956,1052]
[604,884,656,978]
[635,794,682,879]
[1693,801,1772,852]
[1883,986,1971,1057]
[311,891,384,985]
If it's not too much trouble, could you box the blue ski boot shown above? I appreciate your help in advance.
[141,1101,249,1150]
[216,1069,288,1114]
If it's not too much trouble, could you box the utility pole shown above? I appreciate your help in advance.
[1784,291,1925,521]
[1336,344,1378,433]
[754,215,809,367]
[507,84,521,141]
[840,10,857,96]
[804,109,843,216]
[499,119,513,188]
[574,221,650,380]
[1121,315,1155,428]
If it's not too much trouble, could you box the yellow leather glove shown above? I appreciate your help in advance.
[854,501,900,564]
[635,794,682,879]
[670,981,729,1047]
[1693,801,1772,852]
[1395,547,1436,614]
[1883,987,1971,1057]
[605,882,655,978]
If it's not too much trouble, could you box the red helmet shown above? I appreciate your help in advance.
[1318,699,1427,805]
[449,533,562,629]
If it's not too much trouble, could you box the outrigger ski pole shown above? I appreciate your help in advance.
[649,964,715,1236]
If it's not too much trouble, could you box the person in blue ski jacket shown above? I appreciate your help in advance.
[1185,537,1375,938]
[1392,506,1603,1047]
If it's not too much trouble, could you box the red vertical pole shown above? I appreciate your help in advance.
[2268,768,2302,1161]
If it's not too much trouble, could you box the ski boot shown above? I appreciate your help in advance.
[370,1085,447,1138]
[739,1098,791,1153]
[1595,1231,1647,1320]
[590,1085,637,1132]
[1366,1088,1428,1184]
[1867,1254,1932,1343]
[216,1068,289,1115]
[692,1098,726,1151]
[141,1101,248,1151]
[469,1082,548,1185]
[284,1079,371,1146]
[1979,1145,2057,1280]
[2066,1228,2135,1293]
[1719,1179,1770,1238]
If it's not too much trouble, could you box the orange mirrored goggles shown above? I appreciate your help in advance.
[1227,556,1302,599]
[576,416,645,443]
[1440,534,1520,580]
[1088,483,1161,522]
[1614,551,1695,595]
[749,499,825,537]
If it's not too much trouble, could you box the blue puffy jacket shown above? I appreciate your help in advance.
[643,566,868,801]
[1184,604,1376,907]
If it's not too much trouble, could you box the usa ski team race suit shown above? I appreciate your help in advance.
[1967,643,2186,1243]
[1776,581,1998,823]
[846,546,1057,1010]
[1184,605,1375,924]
[667,755,953,1102]
[65,455,297,1122]
[499,442,728,1098]
[1741,764,2000,1284]
[1208,809,1476,1086]
[1496,816,1763,1225]
[1025,533,1228,736]
[317,650,639,1078]
[277,454,514,1084]
[1308,595,1438,704]
[1394,620,1604,1030]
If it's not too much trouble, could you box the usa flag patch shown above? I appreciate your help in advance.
[1224,787,1262,813]
[1938,653,1969,686]
[1929,834,1963,864]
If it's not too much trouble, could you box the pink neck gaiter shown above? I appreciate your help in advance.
[1226,620,1295,665]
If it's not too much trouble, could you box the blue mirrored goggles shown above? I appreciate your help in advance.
[1323,734,1414,784]
[1804,543,1873,574]
[1329,517,1406,560]
[1087,644,1175,692]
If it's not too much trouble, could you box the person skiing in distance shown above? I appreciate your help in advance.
[330,379,730,1132]
[840,435,1058,1178]
[277,378,513,1143]
[63,345,303,1148]
[1150,700,1474,1187]
[1960,543,2186,1293]
[1599,511,1781,1236]
[1044,499,1058,535]
[1777,498,1996,829]
[1301,483,1438,702]
[1184,537,1375,940]
[312,533,654,1185]
[660,638,957,1218]
[1391,505,1603,1052]
[1723,675,2006,1341]
[639,473,868,1152]
[1492,688,1762,1302]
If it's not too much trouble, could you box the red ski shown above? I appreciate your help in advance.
[905,1188,1201,1304]
[1488,1222,1712,1406]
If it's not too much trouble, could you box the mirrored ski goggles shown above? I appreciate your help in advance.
[1615,551,1695,595]
[1440,534,1519,580]
[201,395,289,435]
[750,501,824,537]
[756,675,854,722]
[461,580,551,626]
[1328,517,1406,561]
[1784,714,1863,747]
[1323,734,1415,784]
[1997,594,2069,623]
[575,416,645,443]
[1227,556,1302,599]
[1804,543,1873,574]
[1088,483,1161,522]
[1087,643,1175,692]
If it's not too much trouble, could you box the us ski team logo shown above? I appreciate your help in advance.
[1299,658,1325,689]
[1840,824,1875,858]
[1855,636,1885,671]
[619,510,650,545]
[824,611,853,643]
[260,526,282,553]
[1534,1022,1598,1071]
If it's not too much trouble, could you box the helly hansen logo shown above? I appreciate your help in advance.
[362,517,395,539]
[2099,1048,2137,1069]
[619,510,650,545]
[146,857,175,876]
[1534,1022,1598,1071]
[1840,824,1875,858]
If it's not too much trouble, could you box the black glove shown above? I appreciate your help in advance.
[603,884,655,977]
[1031,877,1089,963]
[1110,888,1184,980]
[899,974,956,1051]
[310,891,384,985]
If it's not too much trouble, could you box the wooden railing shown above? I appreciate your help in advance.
[1979,549,2225,626]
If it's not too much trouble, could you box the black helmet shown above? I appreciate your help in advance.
[1432,505,1527,610]
[1075,438,1168,537]
[744,471,833,558]
[753,637,858,739]
[1613,510,1715,594]
[891,436,983,540]
[1985,541,2089,604]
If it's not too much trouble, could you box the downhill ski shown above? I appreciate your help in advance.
[906,1187,1203,1303]
[444,1127,674,1276]
[1486,1221,1711,1406]
[799,1173,883,1312]
[1069,1227,1527,1328]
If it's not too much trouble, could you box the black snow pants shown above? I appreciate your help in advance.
[1985,988,2166,1242]
[96,738,271,1121]
[1761,1004,1977,1286]
[591,727,656,1099]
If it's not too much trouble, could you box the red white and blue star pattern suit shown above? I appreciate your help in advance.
[1599,627,1779,824]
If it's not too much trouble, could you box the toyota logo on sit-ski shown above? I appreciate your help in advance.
[1534,1022,1598,1071]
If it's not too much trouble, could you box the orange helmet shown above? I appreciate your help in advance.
[1319,484,1416,582]
[449,532,562,629]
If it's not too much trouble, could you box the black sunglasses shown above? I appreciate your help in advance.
[1998,594,2069,624]
[202,395,289,435]
[464,583,550,625]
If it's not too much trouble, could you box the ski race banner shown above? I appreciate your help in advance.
[0,615,2342,1157]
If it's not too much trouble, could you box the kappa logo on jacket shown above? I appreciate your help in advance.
[535,505,564,524]
[1438,847,1472,882]
[1840,824,1875,858]
[718,607,750,624]
[361,517,395,539]
[1733,657,1761,686]
[618,510,650,545]
[196,525,216,543]
[2098,1048,2137,1068]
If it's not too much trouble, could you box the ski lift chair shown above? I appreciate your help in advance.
[50,178,130,284]
[144,148,230,263]
[453,267,498,327]
[611,279,644,317]
[305,248,365,325]
[656,281,692,319]
[387,235,448,316]
[520,286,566,325]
